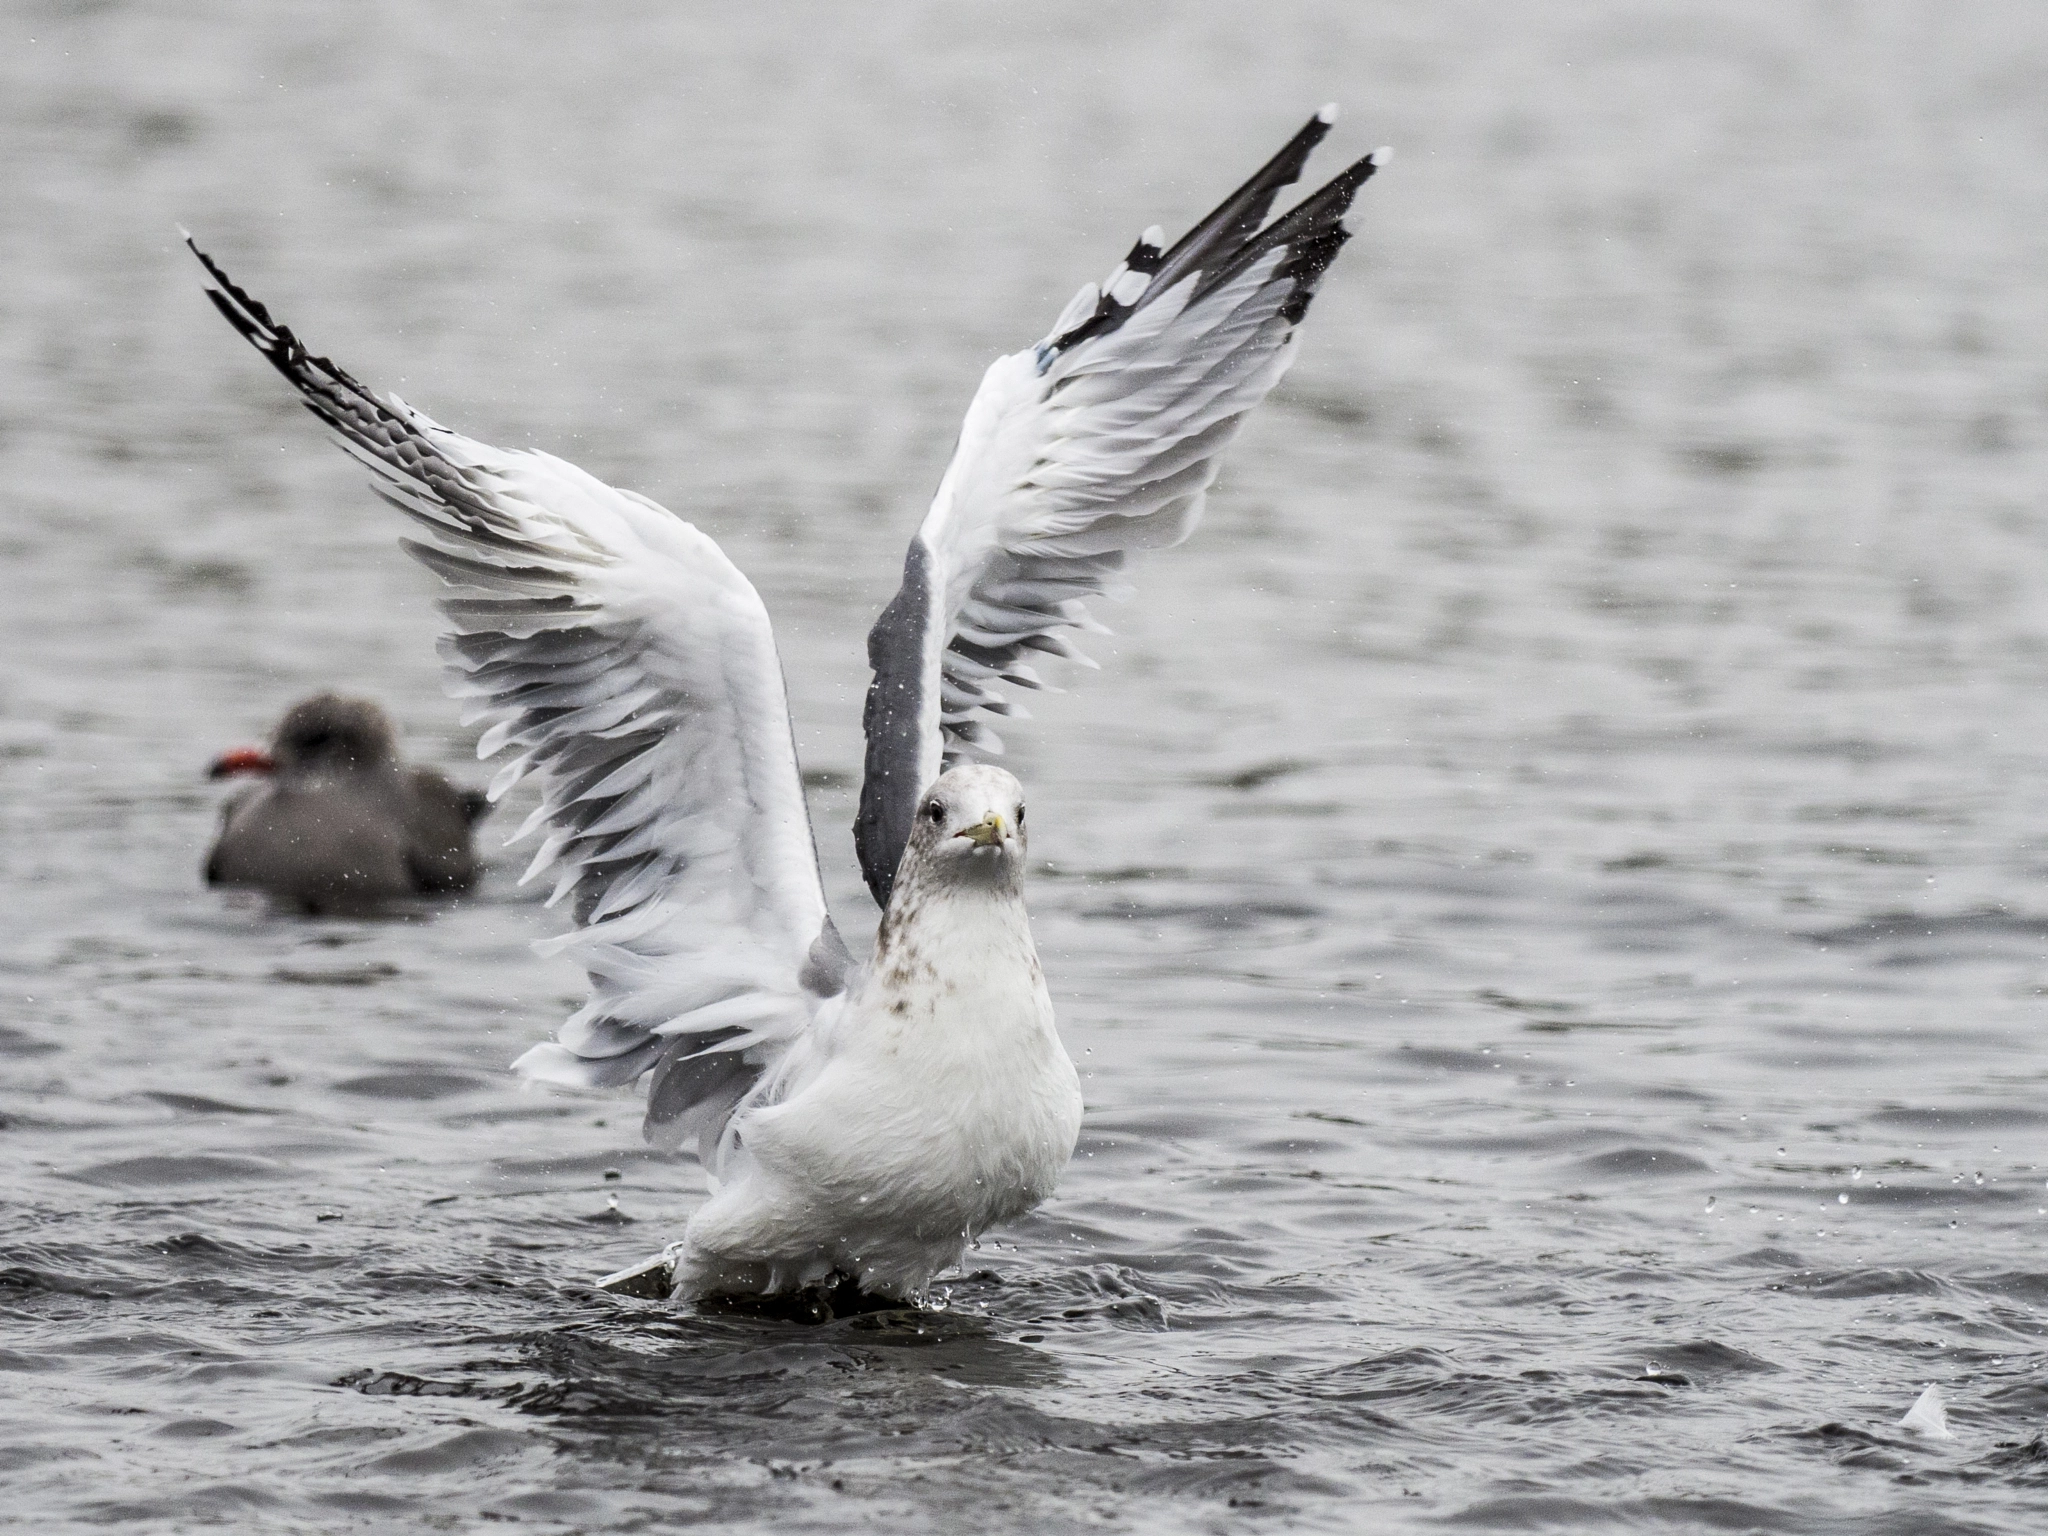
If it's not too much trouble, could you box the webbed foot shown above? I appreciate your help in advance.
[699,1272,907,1324]
[596,1258,912,1322]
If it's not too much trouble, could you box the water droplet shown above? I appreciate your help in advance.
[1851,1167,1862,1180]
[1776,1147,1787,1156]
[1705,1195,1716,1211]
[605,1193,618,1212]
[1837,1192,1849,1204]
[1949,1219,1959,1228]
[1973,1171,1984,1186]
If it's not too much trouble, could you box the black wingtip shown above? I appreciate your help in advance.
[184,233,398,440]
[1185,145,1383,321]
[186,233,295,367]
[186,232,275,337]
[1037,110,1382,370]
[1147,109,1338,290]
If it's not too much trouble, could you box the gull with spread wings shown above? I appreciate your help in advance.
[190,109,1384,1313]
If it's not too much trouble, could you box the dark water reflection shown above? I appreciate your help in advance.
[7,0,2048,1530]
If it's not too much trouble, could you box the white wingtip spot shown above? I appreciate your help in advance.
[1140,224,1165,250]
[1317,103,1340,124]
[1370,145,1394,166]
[1108,268,1150,307]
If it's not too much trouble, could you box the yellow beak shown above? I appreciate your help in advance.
[958,812,1007,848]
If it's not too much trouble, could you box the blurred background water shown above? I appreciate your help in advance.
[5,1,2048,1530]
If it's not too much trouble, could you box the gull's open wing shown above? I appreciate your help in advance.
[190,241,853,1157]
[854,109,1385,903]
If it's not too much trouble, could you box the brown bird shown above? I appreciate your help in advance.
[205,692,489,913]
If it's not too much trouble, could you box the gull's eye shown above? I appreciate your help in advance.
[1016,804,1026,826]
[925,800,945,825]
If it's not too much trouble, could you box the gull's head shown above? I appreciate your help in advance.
[903,764,1028,893]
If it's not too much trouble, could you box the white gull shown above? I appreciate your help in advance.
[188,108,1384,1313]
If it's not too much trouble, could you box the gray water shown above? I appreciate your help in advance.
[6,1,2048,1530]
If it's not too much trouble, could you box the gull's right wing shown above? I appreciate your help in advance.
[189,240,853,1158]
[854,109,1384,904]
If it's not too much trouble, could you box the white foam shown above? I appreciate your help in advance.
[1898,1384,1955,1440]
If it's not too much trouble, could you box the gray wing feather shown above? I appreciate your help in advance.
[853,115,1384,903]
[189,239,852,1161]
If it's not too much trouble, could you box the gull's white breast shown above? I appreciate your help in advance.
[675,882,1083,1300]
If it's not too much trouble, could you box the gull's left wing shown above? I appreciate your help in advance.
[188,240,854,1162]
[855,109,1386,903]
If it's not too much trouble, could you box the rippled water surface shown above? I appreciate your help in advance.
[7,1,2048,1530]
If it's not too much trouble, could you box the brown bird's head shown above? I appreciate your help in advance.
[208,692,400,779]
